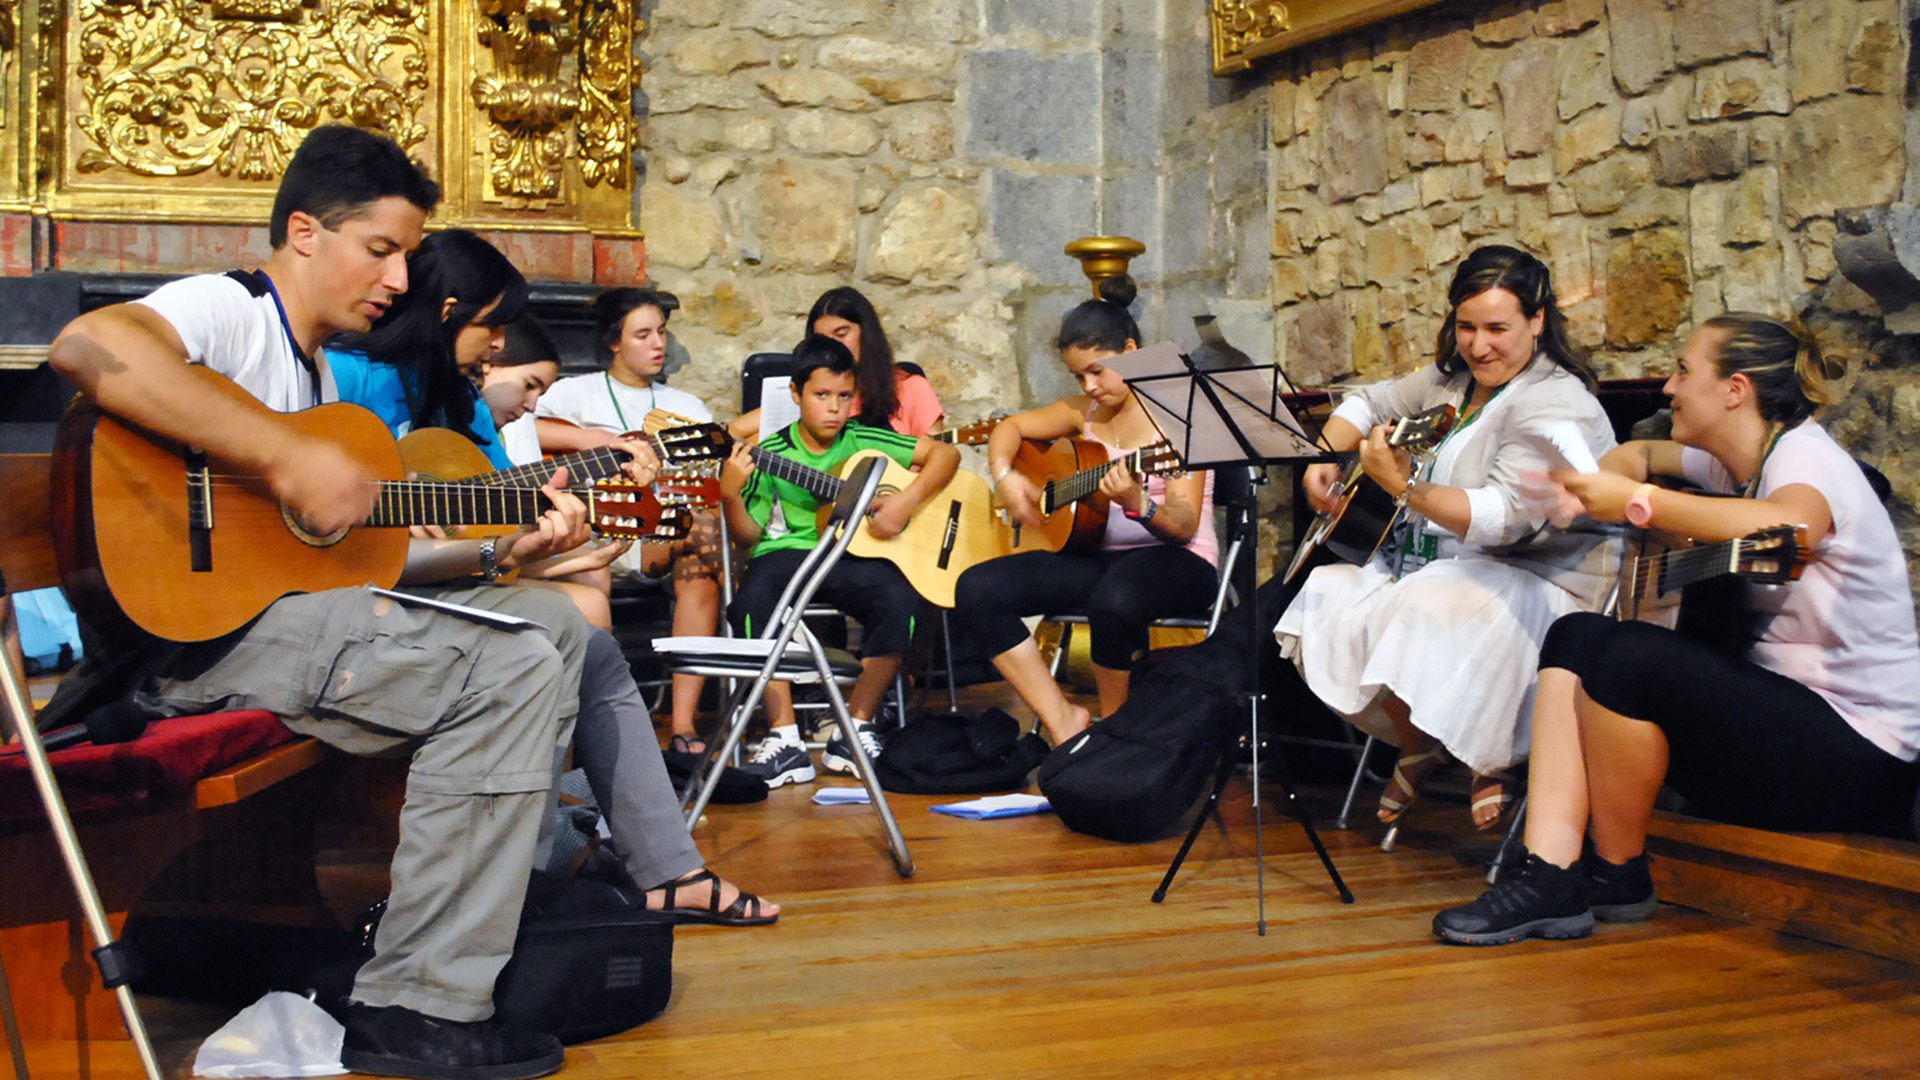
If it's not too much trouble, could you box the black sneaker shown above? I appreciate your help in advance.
[821,721,882,776]
[1584,850,1658,922]
[739,735,815,788]
[340,1002,564,1080]
[1432,853,1595,946]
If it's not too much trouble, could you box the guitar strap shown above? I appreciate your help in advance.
[224,269,323,404]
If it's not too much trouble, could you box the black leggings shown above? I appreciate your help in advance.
[950,546,1218,670]
[728,550,918,658]
[1541,612,1919,835]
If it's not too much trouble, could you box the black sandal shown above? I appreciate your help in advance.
[651,868,777,927]
[667,734,708,756]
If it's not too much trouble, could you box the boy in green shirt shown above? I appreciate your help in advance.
[718,334,960,785]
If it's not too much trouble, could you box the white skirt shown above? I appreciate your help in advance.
[1274,555,1587,774]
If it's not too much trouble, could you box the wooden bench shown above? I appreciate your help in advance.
[0,452,344,1051]
[1646,811,1920,966]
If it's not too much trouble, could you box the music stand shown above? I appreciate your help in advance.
[1105,343,1354,933]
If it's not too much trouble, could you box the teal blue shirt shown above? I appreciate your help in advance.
[328,349,511,470]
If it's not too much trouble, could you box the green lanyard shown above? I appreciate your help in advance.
[1740,424,1786,499]
[604,372,655,431]
[1392,380,1508,577]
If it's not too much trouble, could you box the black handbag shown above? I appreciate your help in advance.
[493,872,675,1044]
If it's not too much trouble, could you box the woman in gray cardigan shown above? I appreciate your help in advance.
[1275,245,1619,830]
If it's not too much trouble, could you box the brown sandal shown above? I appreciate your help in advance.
[649,868,777,927]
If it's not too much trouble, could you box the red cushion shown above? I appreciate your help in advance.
[0,711,296,824]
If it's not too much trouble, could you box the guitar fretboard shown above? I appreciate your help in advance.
[1043,447,1154,515]
[366,480,551,527]
[749,444,844,503]
[476,445,630,489]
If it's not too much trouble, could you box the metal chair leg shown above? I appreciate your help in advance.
[1336,734,1376,830]
[940,610,959,713]
[1488,793,1529,885]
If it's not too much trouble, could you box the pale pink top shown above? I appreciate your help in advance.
[853,370,944,438]
[1081,413,1219,566]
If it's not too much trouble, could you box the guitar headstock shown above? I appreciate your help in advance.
[1387,404,1458,455]
[648,423,730,464]
[1136,441,1187,479]
[1732,524,1809,584]
[658,475,721,508]
[935,417,999,446]
[586,483,692,541]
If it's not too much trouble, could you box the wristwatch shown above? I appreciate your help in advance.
[478,537,502,582]
[1624,483,1657,528]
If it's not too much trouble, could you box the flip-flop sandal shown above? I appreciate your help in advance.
[651,868,778,927]
[668,734,708,756]
[1378,747,1448,824]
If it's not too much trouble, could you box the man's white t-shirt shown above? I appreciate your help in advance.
[535,372,714,433]
[135,271,337,411]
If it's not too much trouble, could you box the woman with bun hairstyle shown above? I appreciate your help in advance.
[1433,314,1920,945]
[730,285,945,439]
[949,275,1217,745]
[1275,244,1619,831]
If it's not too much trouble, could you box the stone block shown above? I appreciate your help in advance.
[1614,185,1688,231]
[985,0,1097,39]
[1538,0,1605,36]
[1604,229,1689,347]
[1464,198,1517,237]
[1553,101,1622,173]
[1783,94,1904,221]
[1690,59,1790,120]
[1689,181,1728,270]
[1497,39,1559,157]
[1321,77,1391,200]
[858,76,954,104]
[857,165,895,212]
[1789,1,1854,103]
[757,70,875,111]
[1230,207,1270,299]
[1621,97,1659,148]
[1673,0,1768,66]
[963,50,1100,164]
[987,171,1097,281]
[1383,178,1420,217]
[816,37,956,75]
[1473,7,1533,44]
[1506,156,1553,190]
[646,79,764,115]
[1545,214,1595,302]
[868,186,979,286]
[669,30,776,77]
[1801,218,1838,282]
[730,160,858,272]
[1568,154,1650,215]
[1650,127,1749,186]
[1557,34,1613,121]
[886,105,956,163]
[1832,206,1920,333]
[1847,9,1903,97]
[785,111,882,156]
[1606,0,1671,95]
[1517,194,1550,250]
[1408,113,1449,166]
[1273,258,1310,304]
[640,178,728,271]
[1279,297,1356,384]
[1366,216,1432,285]
[690,158,742,197]
[742,0,889,39]
[1722,243,1788,312]
[1104,50,1166,167]
[1431,222,1467,270]
[1466,46,1504,108]
[1408,27,1474,112]
[1724,167,1779,247]
[894,0,982,44]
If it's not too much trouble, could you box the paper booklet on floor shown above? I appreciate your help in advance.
[930,793,1052,819]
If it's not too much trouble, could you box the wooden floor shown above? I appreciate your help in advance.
[13,694,1920,1080]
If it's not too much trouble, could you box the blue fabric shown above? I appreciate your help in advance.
[15,588,83,664]
[329,349,510,469]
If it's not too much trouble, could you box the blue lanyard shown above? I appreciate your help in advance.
[260,274,323,404]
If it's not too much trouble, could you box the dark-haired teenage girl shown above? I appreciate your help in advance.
[1433,313,1920,945]
[1274,245,1620,830]
[730,285,945,440]
[948,276,1217,746]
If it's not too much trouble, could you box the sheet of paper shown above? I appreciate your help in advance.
[366,587,548,631]
[812,786,872,805]
[758,376,799,439]
[1515,420,1601,474]
[929,793,1052,819]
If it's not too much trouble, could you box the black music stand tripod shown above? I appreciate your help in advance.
[1109,344,1355,933]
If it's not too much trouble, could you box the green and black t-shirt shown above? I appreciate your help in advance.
[741,421,918,559]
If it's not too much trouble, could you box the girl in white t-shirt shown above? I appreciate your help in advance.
[1435,312,1920,946]
[536,288,724,753]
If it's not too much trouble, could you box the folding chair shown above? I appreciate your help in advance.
[653,458,914,876]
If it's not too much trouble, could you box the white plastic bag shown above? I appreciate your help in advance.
[192,991,344,1078]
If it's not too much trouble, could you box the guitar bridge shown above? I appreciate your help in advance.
[185,449,213,572]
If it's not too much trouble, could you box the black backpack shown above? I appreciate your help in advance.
[876,708,1049,794]
[1038,644,1243,842]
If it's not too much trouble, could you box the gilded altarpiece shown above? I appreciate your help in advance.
[0,0,639,235]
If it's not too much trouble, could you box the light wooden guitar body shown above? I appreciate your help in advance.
[820,449,1002,608]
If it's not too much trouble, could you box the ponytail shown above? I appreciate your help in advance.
[1055,274,1142,353]
[1700,312,1839,426]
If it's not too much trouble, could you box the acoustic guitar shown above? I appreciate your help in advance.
[998,438,1187,556]
[1282,404,1457,584]
[54,397,672,643]
[1616,524,1808,654]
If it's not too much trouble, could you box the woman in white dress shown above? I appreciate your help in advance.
[1275,245,1620,829]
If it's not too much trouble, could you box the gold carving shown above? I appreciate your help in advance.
[470,0,633,208]
[1210,0,1449,76]
[71,0,429,180]
[1212,0,1292,76]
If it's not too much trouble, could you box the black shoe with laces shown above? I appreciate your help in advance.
[1432,852,1595,946]
[341,1002,565,1080]
[1584,850,1658,922]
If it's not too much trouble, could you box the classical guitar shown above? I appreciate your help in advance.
[1282,404,1457,584]
[1616,524,1808,653]
[998,438,1188,556]
[55,399,674,643]
[398,428,718,541]
[531,410,730,472]
[928,417,998,446]
[736,440,1001,608]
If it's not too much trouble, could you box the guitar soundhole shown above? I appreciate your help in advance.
[281,504,352,548]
